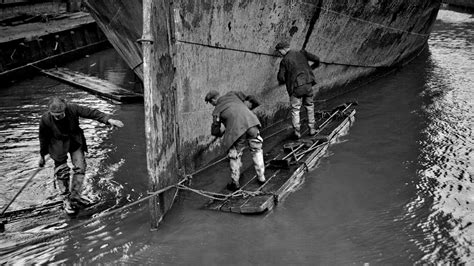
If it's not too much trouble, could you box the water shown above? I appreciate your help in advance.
[0,9,473,264]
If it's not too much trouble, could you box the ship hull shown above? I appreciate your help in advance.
[85,0,440,225]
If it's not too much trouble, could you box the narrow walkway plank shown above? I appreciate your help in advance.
[41,67,143,103]
[206,108,356,214]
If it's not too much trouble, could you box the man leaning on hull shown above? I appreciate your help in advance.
[205,90,266,191]
[275,41,320,139]
[38,97,124,214]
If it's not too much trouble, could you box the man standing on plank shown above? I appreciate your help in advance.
[205,90,266,191]
[275,41,320,139]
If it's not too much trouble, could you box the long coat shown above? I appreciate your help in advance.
[39,103,110,162]
[211,91,261,150]
[277,49,320,96]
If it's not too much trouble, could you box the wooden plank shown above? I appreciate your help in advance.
[40,67,143,103]
[239,195,274,214]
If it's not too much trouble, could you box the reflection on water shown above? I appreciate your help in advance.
[0,8,473,265]
[406,9,474,263]
[0,49,147,263]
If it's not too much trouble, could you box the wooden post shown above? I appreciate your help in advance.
[142,0,179,230]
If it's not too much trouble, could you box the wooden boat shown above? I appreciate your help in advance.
[83,0,441,227]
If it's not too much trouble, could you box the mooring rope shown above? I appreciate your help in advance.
[175,38,387,68]
[306,3,430,37]
[175,2,428,69]
[0,175,270,255]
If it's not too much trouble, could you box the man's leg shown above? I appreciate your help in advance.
[69,148,93,206]
[290,95,302,138]
[53,160,75,214]
[227,136,246,191]
[247,127,266,183]
[303,95,316,135]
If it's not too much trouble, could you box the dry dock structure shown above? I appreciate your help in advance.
[0,11,109,84]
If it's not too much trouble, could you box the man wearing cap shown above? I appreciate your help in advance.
[38,97,124,214]
[205,90,266,191]
[275,41,320,138]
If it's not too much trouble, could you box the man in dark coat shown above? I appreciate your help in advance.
[276,41,320,138]
[38,97,124,214]
[205,90,266,191]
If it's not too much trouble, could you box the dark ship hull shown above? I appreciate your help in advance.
[85,0,441,227]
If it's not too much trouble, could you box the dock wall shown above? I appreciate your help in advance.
[0,20,109,83]
[443,0,474,9]
[0,0,62,20]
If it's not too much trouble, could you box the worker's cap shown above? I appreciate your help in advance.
[204,90,220,103]
[48,97,67,113]
[275,41,290,50]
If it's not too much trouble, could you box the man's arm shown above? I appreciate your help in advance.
[277,60,287,85]
[71,103,123,127]
[211,115,224,137]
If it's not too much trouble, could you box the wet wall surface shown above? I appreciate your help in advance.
[87,0,441,172]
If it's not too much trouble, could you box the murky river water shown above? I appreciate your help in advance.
[0,9,472,264]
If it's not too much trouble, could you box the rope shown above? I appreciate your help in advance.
[176,38,387,68]
[306,3,430,37]
[175,2,428,69]
[176,183,274,201]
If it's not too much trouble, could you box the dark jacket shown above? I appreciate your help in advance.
[211,91,261,150]
[39,103,110,162]
[277,49,320,97]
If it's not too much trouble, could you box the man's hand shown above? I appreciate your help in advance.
[38,156,45,167]
[108,119,124,128]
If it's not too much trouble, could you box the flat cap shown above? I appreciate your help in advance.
[275,41,290,50]
[204,90,220,103]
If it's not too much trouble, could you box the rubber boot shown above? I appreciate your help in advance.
[70,173,95,207]
[249,136,266,183]
[290,97,302,139]
[228,149,242,191]
[251,149,266,183]
[54,163,70,196]
[306,103,316,135]
[54,163,76,214]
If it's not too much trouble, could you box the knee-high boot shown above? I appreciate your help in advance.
[228,148,242,187]
[305,103,316,135]
[249,136,266,183]
[54,163,70,196]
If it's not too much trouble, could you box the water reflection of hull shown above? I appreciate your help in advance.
[84,0,441,227]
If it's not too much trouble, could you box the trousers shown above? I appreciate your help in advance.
[53,147,86,200]
[290,85,315,135]
[227,126,265,184]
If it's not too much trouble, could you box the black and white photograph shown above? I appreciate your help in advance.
[0,0,472,264]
